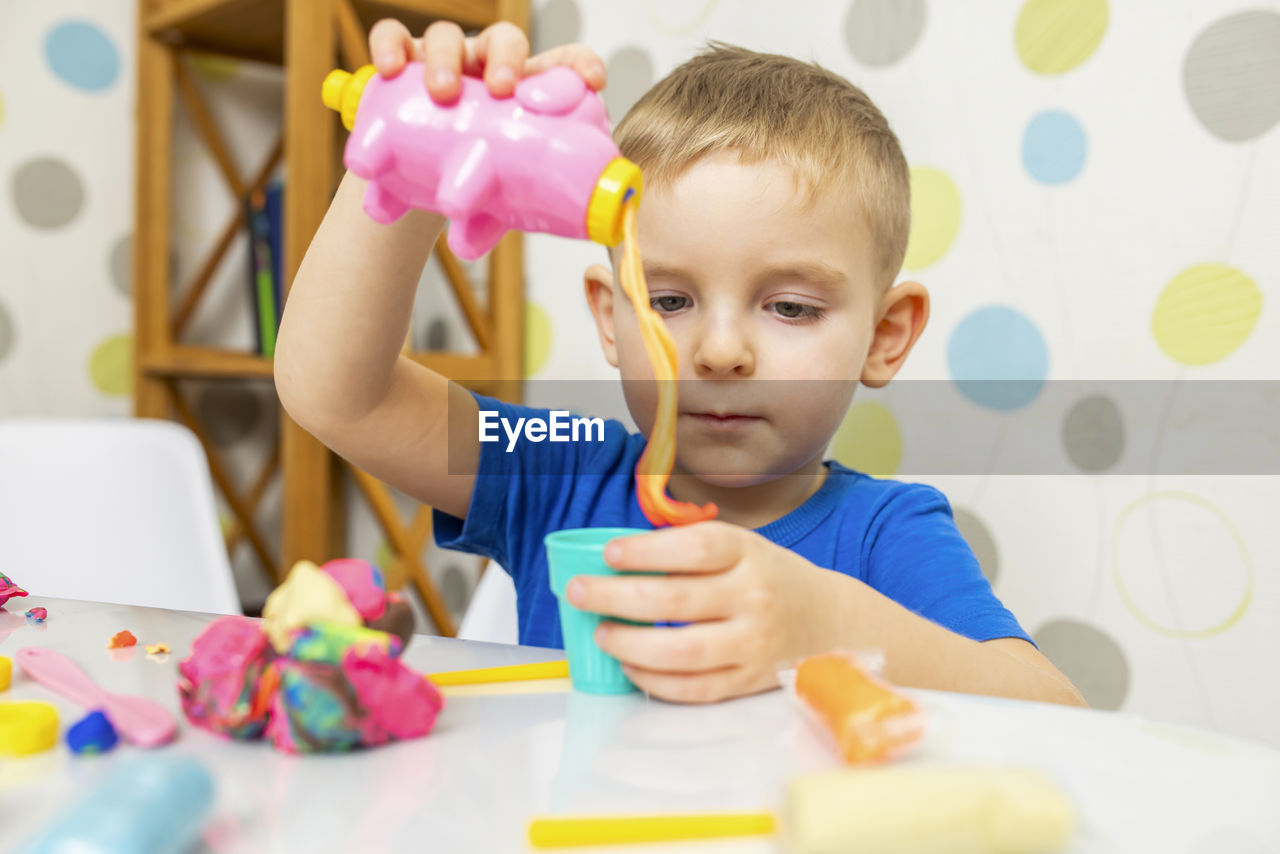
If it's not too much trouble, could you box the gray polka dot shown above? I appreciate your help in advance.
[12,157,85,229]
[1062,394,1124,472]
[426,318,450,351]
[441,563,470,614]
[1034,619,1129,711]
[533,0,581,55]
[110,236,178,296]
[953,507,999,586]
[0,300,14,362]
[844,0,926,68]
[194,383,262,446]
[604,47,655,123]
[1191,827,1272,854]
[110,233,132,296]
[1183,11,1280,142]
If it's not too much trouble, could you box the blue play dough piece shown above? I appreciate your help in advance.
[67,709,119,754]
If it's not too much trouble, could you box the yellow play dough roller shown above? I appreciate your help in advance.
[529,766,1076,853]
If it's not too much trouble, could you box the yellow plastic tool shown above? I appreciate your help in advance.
[0,654,10,691]
[0,700,59,756]
[529,813,776,848]
[426,659,569,686]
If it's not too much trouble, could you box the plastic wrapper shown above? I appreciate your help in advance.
[782,650,926,764]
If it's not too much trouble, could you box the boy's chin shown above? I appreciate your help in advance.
[677,456,814,489]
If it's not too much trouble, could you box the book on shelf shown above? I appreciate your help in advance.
[245,186,280,358]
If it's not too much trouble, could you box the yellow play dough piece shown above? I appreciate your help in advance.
[0,701,59,756]
[0,655,10,691]
[783,766,1075,854]
[262,560,363,653]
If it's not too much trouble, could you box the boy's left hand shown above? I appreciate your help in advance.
[565,521,836,703]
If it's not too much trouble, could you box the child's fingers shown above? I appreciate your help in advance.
[368,18,418,77]
[568,572,733,622]
[472,21,529,97]
[603,521,742,573]
[421,19,466,102]
[524,44,608,90]
[622,663,768,705]
[597,621,744,673]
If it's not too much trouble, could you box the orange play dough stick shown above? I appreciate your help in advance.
[619,201,717,527]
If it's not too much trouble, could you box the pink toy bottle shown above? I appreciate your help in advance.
[322,62,642,260]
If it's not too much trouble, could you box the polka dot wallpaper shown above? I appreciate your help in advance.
[2,1,1277,746]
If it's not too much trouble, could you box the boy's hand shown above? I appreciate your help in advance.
[368,18,607,103]
[566,521,838,704]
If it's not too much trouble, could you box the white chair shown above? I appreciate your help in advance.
[0,418,242,614]
[456,560,518,644]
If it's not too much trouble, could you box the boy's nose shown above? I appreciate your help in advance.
[692,322,755,377]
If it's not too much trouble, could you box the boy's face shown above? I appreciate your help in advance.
[585,151,919,487]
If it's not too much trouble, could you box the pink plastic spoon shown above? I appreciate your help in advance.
[15,647,176,747]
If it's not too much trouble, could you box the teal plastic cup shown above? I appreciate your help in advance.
[545,527,649,694]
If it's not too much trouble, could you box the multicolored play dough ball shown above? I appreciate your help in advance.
[178,560,440,754]
[25,607,47,623]
[67,709,119,754]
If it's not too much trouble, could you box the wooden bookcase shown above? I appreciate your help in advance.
[132,0,528,635]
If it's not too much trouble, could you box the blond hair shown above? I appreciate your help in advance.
[613,43,910,289]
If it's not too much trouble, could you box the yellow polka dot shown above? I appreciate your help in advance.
[525,303,552,377]
[903,167,962,271]
[1016,0,1108,75]
[1152,263,1261,365]
[1111,491,1253,639]
[89,334,132,397]
[832,402,902,476]
[219,512,235,538]
[190,52,242,81]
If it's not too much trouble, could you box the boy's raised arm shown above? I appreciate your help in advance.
[274,170,480,520]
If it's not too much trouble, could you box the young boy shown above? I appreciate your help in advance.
[275,20,1085,707]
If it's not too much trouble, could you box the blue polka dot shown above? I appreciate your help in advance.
[948,306,1048,410]
[1022,110,1087,185]
[45,20,119,93]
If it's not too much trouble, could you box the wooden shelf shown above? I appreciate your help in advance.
[142,346,514,392]
[145,0,497,65]
[142,347,274,379]
[133,0,528,637]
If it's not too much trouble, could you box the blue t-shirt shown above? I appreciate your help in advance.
[435,392,1031,649]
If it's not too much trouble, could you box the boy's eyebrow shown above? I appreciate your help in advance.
[641,261,849,288]
[754,261,848,289]
[641,261,695,282]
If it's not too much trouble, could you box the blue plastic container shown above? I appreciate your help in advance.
[545,527,650,694]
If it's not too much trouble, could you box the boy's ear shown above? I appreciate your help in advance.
[861,280,929,388]
[584,263,620,368]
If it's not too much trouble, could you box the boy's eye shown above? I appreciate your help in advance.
[771,301,821,320]
[651,295,689,313]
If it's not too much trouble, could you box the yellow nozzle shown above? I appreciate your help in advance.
[322,65,376,131]
[586,158,643,246]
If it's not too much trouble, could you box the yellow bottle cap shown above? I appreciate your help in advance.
[0,655,10,691]
[586,158,644,246]
[321,65,377,131]
[0,701,59,756]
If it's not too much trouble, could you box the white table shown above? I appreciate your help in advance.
[1,598,1278,853]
